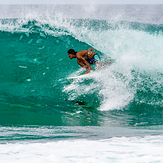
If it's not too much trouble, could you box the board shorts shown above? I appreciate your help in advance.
[86,54,101,64]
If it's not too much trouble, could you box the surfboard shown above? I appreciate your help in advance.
[67,74,88,80]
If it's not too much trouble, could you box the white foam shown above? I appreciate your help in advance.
[0,135,163,163]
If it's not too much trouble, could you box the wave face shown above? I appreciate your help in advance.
[0,17,163,127]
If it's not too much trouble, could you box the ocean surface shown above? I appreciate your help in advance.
[0,4,163,162]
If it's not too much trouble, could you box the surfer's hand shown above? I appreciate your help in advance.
[85,70,92,74]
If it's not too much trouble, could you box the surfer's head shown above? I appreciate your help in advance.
[67,49,76,59]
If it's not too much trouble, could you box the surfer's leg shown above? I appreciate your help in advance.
[95,61,102,69]
[93,55,102,69]
[102,59,112,67]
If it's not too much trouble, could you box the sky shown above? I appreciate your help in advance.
[0,0,163,4]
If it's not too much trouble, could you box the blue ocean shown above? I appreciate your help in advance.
[0,4,163,162]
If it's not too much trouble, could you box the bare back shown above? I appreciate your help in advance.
[76,49,96,59]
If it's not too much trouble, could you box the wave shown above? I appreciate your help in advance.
[0,17,163,126]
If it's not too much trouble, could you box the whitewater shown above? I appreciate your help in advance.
[0,4,163,163]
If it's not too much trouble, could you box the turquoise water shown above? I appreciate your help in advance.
[0,5,163,162]
[0,17,163,128]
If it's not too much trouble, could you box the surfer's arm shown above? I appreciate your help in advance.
[87,47,94,51]
[81,58,92,70]
[77,56,92,72]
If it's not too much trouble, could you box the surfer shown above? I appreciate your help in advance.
[68,48,110,74]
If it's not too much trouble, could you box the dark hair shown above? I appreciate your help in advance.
[67,49,76,55]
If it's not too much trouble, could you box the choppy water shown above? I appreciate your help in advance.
[0,4,163,162]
